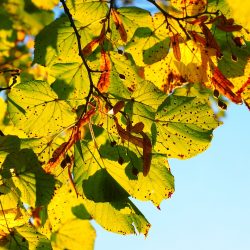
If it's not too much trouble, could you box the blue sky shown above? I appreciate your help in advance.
[94,102,250,249]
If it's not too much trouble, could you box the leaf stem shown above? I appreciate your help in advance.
[59,0,112,114]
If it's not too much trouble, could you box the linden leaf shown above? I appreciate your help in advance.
[144,40,215,93]
[50,62,89,108]
[1,149,55,207]
[171,0,207,16]
[100,146,175,206]
[83,198,151,236]
[0,135,20,166]
[73,136,150,235]
[154,94,221,158]
[51,219,95,250]
[31,0,59,10]
[1,224,52,250]
[33,16,102,67]
[45,182,92,234]
[110,7,153,45]
[125,80,166,133]
[0,187,28,233]
[67,0,109,26]
[7,80,76,138]
[126,27,170,66]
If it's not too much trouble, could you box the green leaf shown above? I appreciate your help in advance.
[125,80,166,133]
[82,168,129,202]
[126,27,170,66]
[0,224,52,250]
[104,154,175,207]
[111,7,153,45]
[7,80,76,138]
[0,135,20,166]
[31,0,59,10]
[1,149,55,207]
[2,0,54,36]
[67,0,108,26]
[40,182,95,249]
[0,9,16,57]
[33,16,102,67]
[50,62,89,108]
[74,135,150,235]
[45,182,91,232]
[83,198,151,236]
[51,219,95,250]
[154,94,221,158]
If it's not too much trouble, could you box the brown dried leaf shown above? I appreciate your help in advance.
[141,132,152,177]
[112,100,125,115]
[111,9,128,42]
[170,34,181,61]
[97,50,111,93]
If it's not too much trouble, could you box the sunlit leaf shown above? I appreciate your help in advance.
[0,224,52,250]
[110,7,152,45]
[7,80,76,138]
[51,219,95,250]
[154,94,221,158]
[1,149,55,207]
[50,62,89,108]
[67,0,109,26]
[31,0,59,10]
[74,137,150,235]
[33,16,102,67]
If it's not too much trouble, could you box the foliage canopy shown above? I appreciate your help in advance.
[0,0,249,249]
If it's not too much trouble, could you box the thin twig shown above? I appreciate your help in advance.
[60,0,113,114]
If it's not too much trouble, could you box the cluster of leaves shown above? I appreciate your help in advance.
[0,0,249,249]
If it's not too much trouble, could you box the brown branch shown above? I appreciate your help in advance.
[60,0,113,113]
[147,0,219,21]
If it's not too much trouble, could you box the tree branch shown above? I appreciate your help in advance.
[60,0,112,115]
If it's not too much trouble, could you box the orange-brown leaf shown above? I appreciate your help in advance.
[111,9,127,42]
[112,100,125,115]
[211,67,242,104]
[187,15,208,25]
[114,117,144,148]
[45,108,96,173]
[217,24,242,32]
[82,38,100,56]
[170,34,181,61]
[189,31,206,46]
[141,132,152,177]
[200,23,221,56]
[97,50,111,93]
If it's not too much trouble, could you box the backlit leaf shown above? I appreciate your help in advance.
[51,219,95,250]
[154,94,221,158]
[7,80,76,138]
[1,149,55,207]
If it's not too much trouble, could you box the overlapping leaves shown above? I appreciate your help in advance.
[1,0,249,249]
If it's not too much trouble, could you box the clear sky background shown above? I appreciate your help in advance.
[93,1,250,250]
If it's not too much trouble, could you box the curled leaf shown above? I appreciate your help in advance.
[111,9,127,42]
[45,108,96,172]
[97,50,111,93]
[112,100,125,115]
[82,38,101,57]
[141,132,152,177]
[170,34,181,61]
[211,67,242,104]
[200,23,221,57]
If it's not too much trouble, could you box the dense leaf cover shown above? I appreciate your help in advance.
[0,0,249,248]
